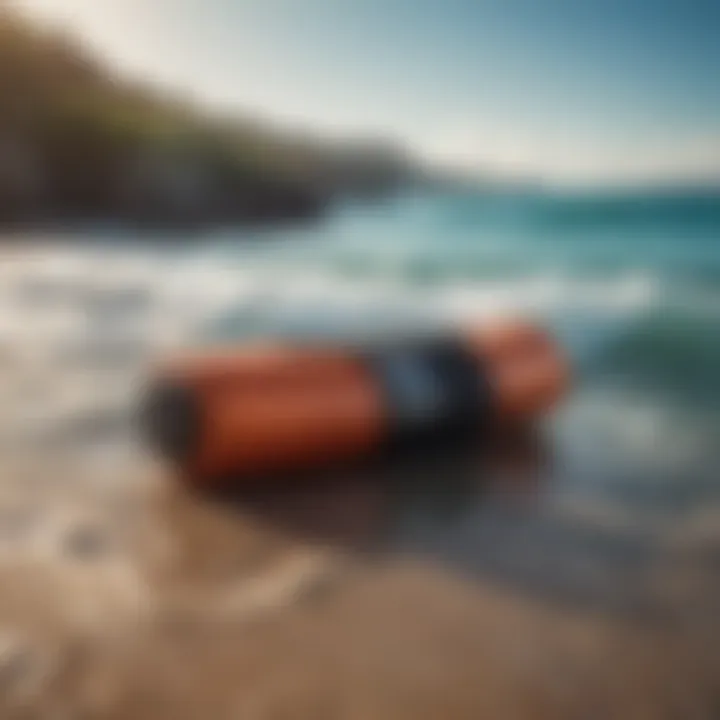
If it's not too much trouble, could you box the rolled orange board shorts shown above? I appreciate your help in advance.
[140,320,570,486]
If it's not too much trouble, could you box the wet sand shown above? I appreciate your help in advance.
[0,437,718,719]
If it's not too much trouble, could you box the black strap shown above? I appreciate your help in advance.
[359,335,494,450]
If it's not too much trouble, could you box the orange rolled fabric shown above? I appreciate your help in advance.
[463,320,570,422]
[140,321,569,487]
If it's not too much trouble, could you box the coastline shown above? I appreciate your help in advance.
[0,7,417,237]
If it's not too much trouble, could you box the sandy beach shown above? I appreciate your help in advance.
[0,439,718,719]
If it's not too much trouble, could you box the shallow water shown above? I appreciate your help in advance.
[0,192,718,581]
[1,192,719,510]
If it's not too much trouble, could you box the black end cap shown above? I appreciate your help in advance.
[138,382,201,466]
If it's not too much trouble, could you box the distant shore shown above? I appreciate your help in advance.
[0,6,418,235]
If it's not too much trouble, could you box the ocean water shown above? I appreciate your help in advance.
[0,189,719,531]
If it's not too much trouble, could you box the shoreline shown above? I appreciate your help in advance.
[0,212,327,241]
[0,412,718,714]
[0,451,718,718]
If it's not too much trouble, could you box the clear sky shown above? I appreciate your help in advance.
[15,0,720,184]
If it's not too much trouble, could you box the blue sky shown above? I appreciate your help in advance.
[17,0,720,183]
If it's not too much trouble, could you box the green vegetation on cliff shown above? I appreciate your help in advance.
[0,5,414,227]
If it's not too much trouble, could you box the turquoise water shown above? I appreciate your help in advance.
[1,190,719,525]
[197,191,720,518]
